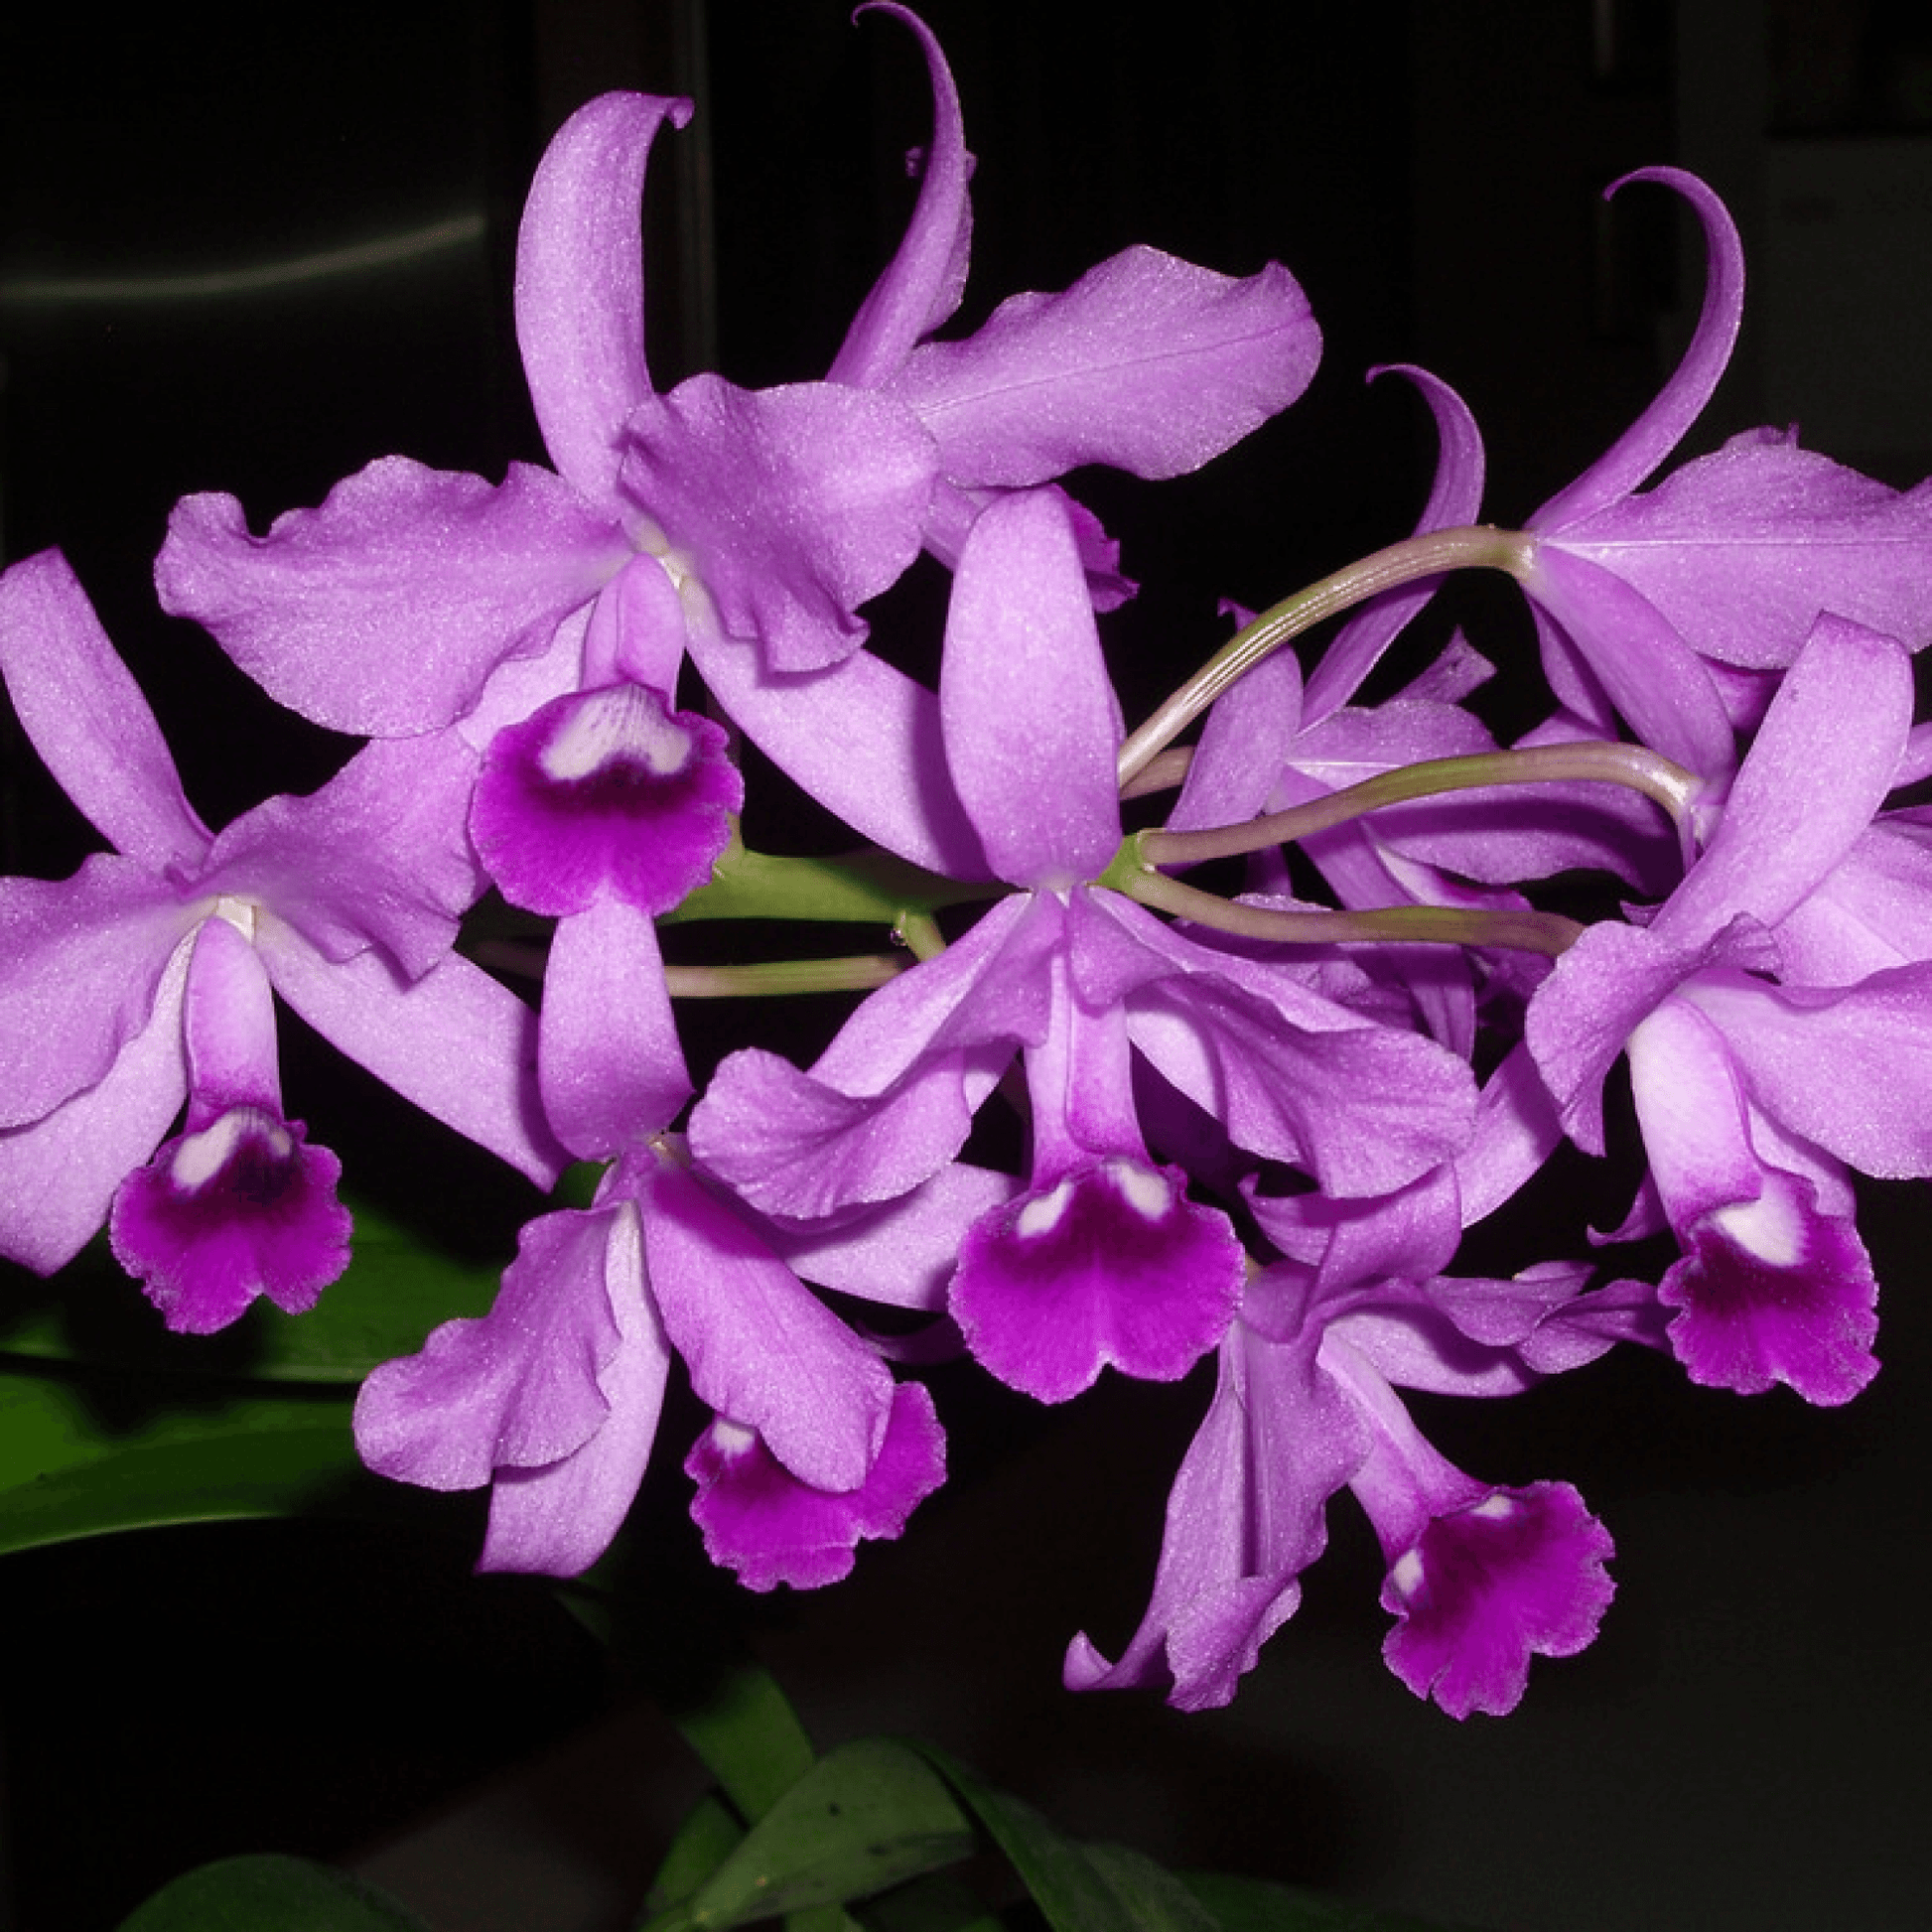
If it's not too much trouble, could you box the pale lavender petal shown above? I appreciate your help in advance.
[643,1162,892,1492]
[950,1157,1243,1402]
[178,911,279,1113]
[1775,817,1932,984]
[1168,640,1302,835]
[353,1205,624,1490]
[762,1162,1015,1311]
[921,477,1136,612]
[0,858,198,1129]
[621,374,937,673]
[205,731,485,978]
[826,3,972,387]
[940,490,1121,888]
[1303,365,1486,724]
[515,91,692,500]
[582,552,690,693]
[0,933,192,1274]
[1657,614,1911,947]
[261,933,566,1186]
[1551,428,1932,668]
[686,1380,945,1590]
[888,246,1320,485]
[1680,967,1932,1179]
[470,681,740,916]
[157,459,628,734]
[1532,169,1743,530]
[1380,1481,1615,1720]
[110,1109,349,1333]
[482,1205,675,1575]
[0,550,209,870]
[686,622,988,876]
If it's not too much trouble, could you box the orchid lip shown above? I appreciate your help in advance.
[170,1105,294,1194]
[537,682,696,782]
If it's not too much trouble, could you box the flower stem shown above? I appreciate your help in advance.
[1109,859,1584,957]
[1116,524,1537,786]
[663,955,907,998]
[1142,740,1697,868]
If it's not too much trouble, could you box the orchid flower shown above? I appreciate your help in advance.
[154,4,1323,878]
[0,551,562,1330]
[692,489,1479,1404]
[1528,612,1932,1403]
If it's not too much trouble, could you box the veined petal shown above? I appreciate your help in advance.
[644,1162,892,1493]
[620,374,937,674]
[260,929,565,1187]
[0,930,193,1274]
[156,458,628,734]
[826,3,972,387]
[1169,640,1303,835]
[515,91,692,501]
[538,898,691,1162]
[0,858,200,1130]
[888,246,1319,485]
[1531,169,1743,530]
[0,550,209,871]
[941,489,1121,888]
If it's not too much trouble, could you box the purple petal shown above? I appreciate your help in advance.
[261,935,566,1187]
[1380,1481,1615,1720]
[0,858,198,1130]
[643,1163,892,1492]
[950,1158,1243,1402]
[353,1206,627,1490]
[922,477,1137,613]
[515,91,692,500]
[941,491,1121,888]
[686,622,989,876]
[826,4,972,388]
[1550,428,1932,669]
[1169,639,1303,835]
[0,550,209,870]
[686,1379,945,1590]
[0,934,192,1273]
[156,459,628,734]
[471,681,740,916]
[888,246,1320,485]
[539,899,691,1161]
[620,374,937,673]
[110,1108,349,1333]
[1532,170,1743,530]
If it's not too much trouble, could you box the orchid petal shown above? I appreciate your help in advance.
[827,3,972,387]
[0,550,209,871]
[1532,169,1743,529]
[644,1162,892,1492]
[1169,642,1303,835]
[157,458,627,734]
[515,91,692,500]
[621,373,937,673]
[889,246,1320,485]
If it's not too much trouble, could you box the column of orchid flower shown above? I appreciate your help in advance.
[7,3,1932,1725]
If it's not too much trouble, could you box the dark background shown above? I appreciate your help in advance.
[2,3,1929,1927]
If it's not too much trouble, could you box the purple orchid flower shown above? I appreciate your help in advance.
[1066,1050,1631,1717]
[154,4,1322,878]
[0,551,563,1329]
[353,892,999,1581]
[1528,612,1932,1404]
[691,489,1479,1405]
[1515,169,1932,775]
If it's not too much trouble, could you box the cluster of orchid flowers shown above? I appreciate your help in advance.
[7,6,1932,1724]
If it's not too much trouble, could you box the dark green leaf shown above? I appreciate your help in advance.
[1081,1847,1218,1931]
[661,1738,975,1930]
[663,840,986,928]
[0,1365,360,1557]
[1181,1871,1481,1932]
[852,1867,1005,1932]
[647,1792,748,1915]
[669,1658,821,1824]
[117,1853,429,1931]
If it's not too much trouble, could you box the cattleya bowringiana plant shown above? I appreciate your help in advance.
[7,5,1932,1797]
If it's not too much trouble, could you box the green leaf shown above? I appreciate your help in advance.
[118,1853,429,1931]
[668,1658,822,1824]
[1081,1847,1218,1931]
[0,1365,361,1557]
[1180,1871,1480,1932]
[851,1868,1005,1932]
[647,1792,748,1915]
[656,1738,975,1931]
[0,1198,500,1384]
[664,840,986,928]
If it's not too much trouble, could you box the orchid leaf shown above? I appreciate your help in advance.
[1179,1871,1476,1931]
[645,1793,747,1918]
[0,1365,360,1556]
[667,1655,821,1823]
[0,1197,499,1384]
[117,1852,429,1931]
[664,837,984,928]
[852,1868,1004,1932]
[646,1739,973,1931]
